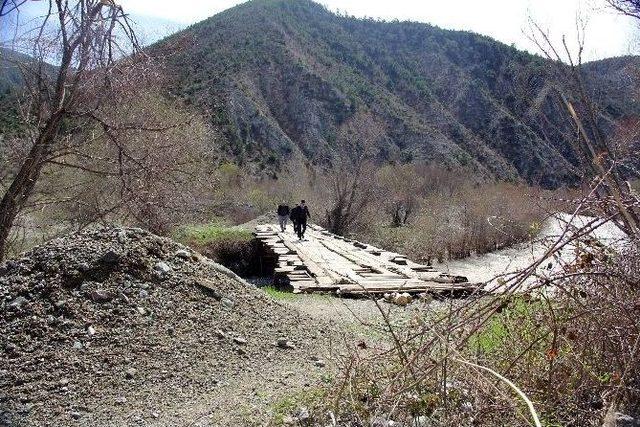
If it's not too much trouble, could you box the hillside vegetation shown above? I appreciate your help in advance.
[159,0,640,188]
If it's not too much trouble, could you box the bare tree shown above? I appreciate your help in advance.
[0,0,158,259]
[376,164,422,227]
[323,111,382,235]
[324,159,377,235]
[607,0,640,19]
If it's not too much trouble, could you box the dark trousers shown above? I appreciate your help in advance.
[294,221,307,239]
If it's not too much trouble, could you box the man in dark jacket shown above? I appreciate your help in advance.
[276,201,290,232]
[290,200,310,240]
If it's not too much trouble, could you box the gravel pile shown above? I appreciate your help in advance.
[0,227,331,426]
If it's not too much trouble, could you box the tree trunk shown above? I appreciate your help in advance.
[0,118,60,260]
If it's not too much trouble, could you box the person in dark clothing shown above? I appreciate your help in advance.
[290,203,301,238]
[290,200,310,240]
[276,201,290,232]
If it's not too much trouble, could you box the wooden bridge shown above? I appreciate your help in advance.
[254,223,480,296]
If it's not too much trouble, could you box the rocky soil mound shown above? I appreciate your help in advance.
[0,227,332,426]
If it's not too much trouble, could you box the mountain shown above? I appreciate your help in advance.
[0,48,31,132]
[3,2,638,188]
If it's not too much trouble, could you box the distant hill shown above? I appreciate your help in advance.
[0,48,31,132]
[1,49,22,85]
[157,0,640,187]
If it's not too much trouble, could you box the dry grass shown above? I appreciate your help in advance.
[361,182,553,263]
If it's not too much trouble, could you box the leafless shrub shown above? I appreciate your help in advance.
[313,216,639,426]
[376,164,422,227]
[361,180,551,263]
[0,1,221,256]
[0,0,148,259]
[606,0,640,19]
[319,111,385,235]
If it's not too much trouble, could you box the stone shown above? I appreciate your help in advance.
[221,298,235,309]
[117,231,127,243]
[101,250,120,264]
[314,359,326,368]
[215,330,226,339]
[136,307,147,316]
[413,415,429,426]
[604,412,640,427]
[5,343,18,354]
[282,415,296,425]
[233,337,247,345]
[87,326,96,336]
[296,406,310,422]
[277,338,296,349]
[393,292,412,306]
[125,368,137,379]
[154,262,172,274]
[70,411,81,420]
[369,421,399,427]
[90,290,112,303]
[115,396,127,405]
[73,341,83,350]
[9,296,28,309]
[139,290,149,299]
[175,249,191,259]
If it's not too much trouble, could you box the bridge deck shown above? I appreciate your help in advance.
[254,223,480,296]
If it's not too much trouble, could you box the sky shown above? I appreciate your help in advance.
[1,0,638,61]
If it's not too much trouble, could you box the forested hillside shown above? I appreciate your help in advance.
[0,48,30,132]
[158,0,640,188]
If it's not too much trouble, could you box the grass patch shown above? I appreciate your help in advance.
[469,296,550,357]
[262,286,299,301]
[173,222,253,247]
[173,222,258,275]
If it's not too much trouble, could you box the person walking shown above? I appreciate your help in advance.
[290,200,311,240]
[276,201,290,232]
[290,202,301,239]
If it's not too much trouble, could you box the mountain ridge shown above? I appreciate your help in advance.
[2,1,638,188]
[156,0,640,187]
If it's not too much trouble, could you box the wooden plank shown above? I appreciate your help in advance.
[279,236,343,285]
[255,223,473,296]
[314,235,404,279]
[338,283,480,294]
